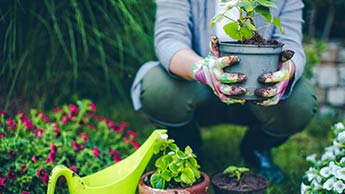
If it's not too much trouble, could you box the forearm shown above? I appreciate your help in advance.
[169,49,203,80]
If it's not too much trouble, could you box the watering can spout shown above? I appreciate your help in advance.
[47,165,83,194]
[46,129,167,194]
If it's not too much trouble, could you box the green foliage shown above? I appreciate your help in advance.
[0,99,139,193]
[0,0,156,110]
[210,0,283,41]
[303,40,327,79]
[149,137,201,189]
[224,165,250,181]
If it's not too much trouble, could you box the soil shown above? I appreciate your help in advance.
[240,32,283,47]
[212,172,268,194]
[143,173,205,190]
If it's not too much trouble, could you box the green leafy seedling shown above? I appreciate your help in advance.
[224,165,250,181]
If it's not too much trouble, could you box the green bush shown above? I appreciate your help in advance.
[0,99,139,193]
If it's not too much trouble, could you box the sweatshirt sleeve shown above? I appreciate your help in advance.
[154,0,193,72]
[272,0,306,98]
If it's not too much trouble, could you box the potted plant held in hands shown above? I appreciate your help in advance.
[138,134,210,194]
[212,165,268,194]
[210,0,290,100]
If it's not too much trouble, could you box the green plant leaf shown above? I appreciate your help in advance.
[243,21,256,31]
[256,0,277,8]
[255,6,272,22]
[238,1,254,12]
[272,17,284,33]
[161,169,173,182]
[184,145,193,155]
[223,22,242,40]
[168,162,180,174]
[180,168,195,186]
[176,149,186,159]
[168,143,178,151]
[210,13,224,28]
[239,25,253,40]
[150,172,165,189]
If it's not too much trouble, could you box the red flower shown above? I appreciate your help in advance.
[108,149,119,155]
[31,155,38,162]
[113,155,122,163]
[0,177,5,186]
[21,118,34,130]
[89,102,96,112]
[128,130,137,138]
[36,168,49,185]
[53,124,60,138]
[114,121,129,133]
[0,133,6,138]
[33,128,45,139]
[72,141,79,151]
[0,110,5,115]
[131,140,140,149]
[51,144,57,154]
[6,118,16,130]
[108,149,121,162]
[20,165,28,174]
[80,132,89,142]
[6,169,16,181]
[22,192,30,194]
[93,146,100,158]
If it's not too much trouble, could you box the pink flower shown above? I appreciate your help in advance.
[32,155,38,162]
[22,192,30,194]
[62,116,68,124]
[69,165,77,173]
[33,128,45,139]
[0,110,5,115]
[128,130,137,138]
[89,102,96,112]
[72,141,79,151]
[54,107,62,113]
[93,146,100,158]
[53,124,60,138]
[131,140,140,149]
[113,155,122,163]
[108,149,119,155]
[51,144,57,154]
[38,111,50,122]
[36,168,49,185]
[69,104,78,117]
[21,119,34,130]
[46,152,56,164]
[123,137,130,143]
[0,177,5,186]
[80,132,89,142]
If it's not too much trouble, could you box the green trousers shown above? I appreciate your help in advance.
[140,65,318,137]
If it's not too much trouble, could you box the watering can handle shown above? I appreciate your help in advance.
[46,165,82,194]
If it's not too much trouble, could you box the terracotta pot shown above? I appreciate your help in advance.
[212,172,268,194]
[138,171,210,194]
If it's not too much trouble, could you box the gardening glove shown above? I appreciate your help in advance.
[255,50,295,106]
[192,36,247,104]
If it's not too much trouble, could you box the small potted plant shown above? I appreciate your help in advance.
[210,0,287,100]
[138,134,210,194]
[212,165,268,194]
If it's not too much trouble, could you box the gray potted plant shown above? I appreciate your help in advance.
[212,165,268,194]
[210,0,287,100]
[138,134,210,194]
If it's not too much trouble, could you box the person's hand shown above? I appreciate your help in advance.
[192,36,247,104]
[255,50,295,106]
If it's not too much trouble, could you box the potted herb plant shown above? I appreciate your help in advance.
[212,165,268,194]
[210,0,286,100]
[138,134,210,194]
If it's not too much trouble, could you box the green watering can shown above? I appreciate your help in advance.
[46,129,166,194]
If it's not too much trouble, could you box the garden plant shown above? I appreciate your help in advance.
[301,121,345,194]
[0,99,139,194]
[138,135,210,194]
[212,165,268,194]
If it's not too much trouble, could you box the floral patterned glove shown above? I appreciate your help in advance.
[192,36,247,104]
[255,50,295,106]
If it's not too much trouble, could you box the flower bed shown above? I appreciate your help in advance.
[301,121,345,193]
[0,99,139,193]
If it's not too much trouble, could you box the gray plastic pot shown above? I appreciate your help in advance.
[219,42,283,101]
